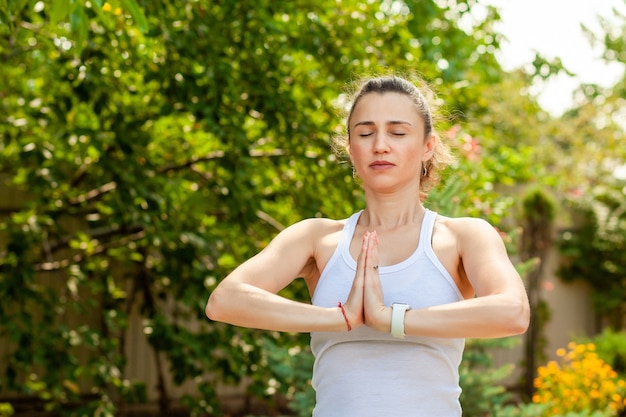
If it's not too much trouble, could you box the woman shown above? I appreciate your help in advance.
[206,75,530,417]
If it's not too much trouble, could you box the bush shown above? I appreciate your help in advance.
[494,402,614,417]
[578,330,626,378]
[531,342,626,416]
[0,403,14,417]
[459,337,519,417]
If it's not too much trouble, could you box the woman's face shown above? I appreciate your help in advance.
[348,92,435,193]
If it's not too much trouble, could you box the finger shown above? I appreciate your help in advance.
[364,231,387,329]
[344,232,368,325]
[365,231,381,286]
[368,230,379,273]
[356,231,369,277]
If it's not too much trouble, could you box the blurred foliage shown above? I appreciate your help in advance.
[459,337,520,417]
[494,403,614,417]
[0,0,625,415]
[518,187,557,398]
[0,403,14,417]
[556,2,626,332]
[558,177,626,330]
[578,329,626,379]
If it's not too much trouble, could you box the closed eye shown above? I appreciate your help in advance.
[358,132,374,137]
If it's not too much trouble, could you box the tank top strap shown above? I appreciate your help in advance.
[337,210,362,257]
[418,209,437,252]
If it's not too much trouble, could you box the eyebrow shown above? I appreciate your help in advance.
[352,120,413,128]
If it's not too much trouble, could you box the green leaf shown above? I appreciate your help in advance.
[0,0,11,28]
[89,0,114,29]
[49,0,71,25]
[69,4,88,51]
[119,0,148,32]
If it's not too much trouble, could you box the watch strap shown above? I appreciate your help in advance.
[391,303,410,338]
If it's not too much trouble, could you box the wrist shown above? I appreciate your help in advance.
[337,302,352,331]
[366,305,393,333]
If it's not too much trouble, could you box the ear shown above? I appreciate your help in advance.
[423,134,437,161]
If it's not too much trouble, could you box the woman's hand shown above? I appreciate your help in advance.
[342,231,369,329]
[362,231,392,333]
[342,230,392,333]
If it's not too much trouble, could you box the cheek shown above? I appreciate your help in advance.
[348,145,367,164]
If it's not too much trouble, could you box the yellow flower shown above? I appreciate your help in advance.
[546,361,559,372]
[102,2,122,15]
[532,342,624,415]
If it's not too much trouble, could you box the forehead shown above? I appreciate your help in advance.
[350,92,424,126]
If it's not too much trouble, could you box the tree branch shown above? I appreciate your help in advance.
[256,210,285,232]
[157,150,225,174]
[35,228,146,271]
[67,181,117,206]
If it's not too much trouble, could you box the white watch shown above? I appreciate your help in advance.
[391,303,410,338]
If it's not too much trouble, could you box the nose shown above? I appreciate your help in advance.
[373,133,390,153]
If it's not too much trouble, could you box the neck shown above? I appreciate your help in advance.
[360,191,426,229]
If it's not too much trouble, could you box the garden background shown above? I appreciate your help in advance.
[1,0,626,416]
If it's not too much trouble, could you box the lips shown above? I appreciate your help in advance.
[369,160,395,169]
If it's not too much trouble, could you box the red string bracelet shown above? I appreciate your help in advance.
[337,301,352,331]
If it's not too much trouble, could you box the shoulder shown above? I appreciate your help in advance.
[436,215,497,233]
[262,216,350,282]
[433,214,504,250]
[267,216,349,250]
[287,216,348,236]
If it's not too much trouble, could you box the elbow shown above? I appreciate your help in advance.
[510,315,530,336]
[205,287,225,322]
[206,281,254,325]
[205,296,216,321]
[509,297,531,335]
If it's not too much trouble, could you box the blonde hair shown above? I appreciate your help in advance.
[332,74,454,197]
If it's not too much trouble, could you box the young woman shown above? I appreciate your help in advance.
[206,75,530,417]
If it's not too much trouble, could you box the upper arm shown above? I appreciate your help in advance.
[456,218,525,298]
[219,218,325,294]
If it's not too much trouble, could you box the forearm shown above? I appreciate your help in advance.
[403,293,530,339]
[206,282,348,333]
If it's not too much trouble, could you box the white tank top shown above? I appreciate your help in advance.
[310,209,465,417]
